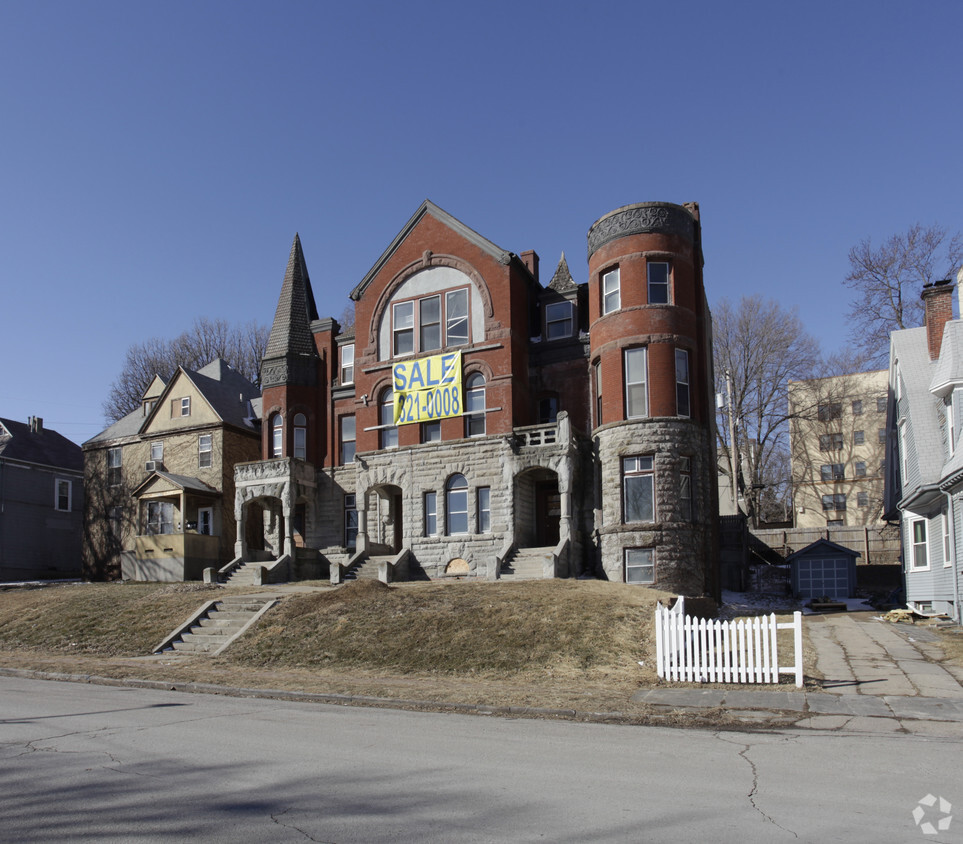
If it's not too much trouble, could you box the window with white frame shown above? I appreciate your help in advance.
[625,548,655,584]
[198,507,213,536]
[340,416,356,464]
[818,402,842,421]
[624,348,647,418]
[602,268,620,314]
[340,344,354,385]
[855,461,867,478]
[293,413,307,460]
[647,262,670,304]
[545,301,574,340]
[821,493,846,512]
[911,519,928,569]
[344,494,358,549]
[477,486,491,533]
[55,479,71,512]
[465,373,486,437]
[424,491,438,537]
[146,501,174,535]
[675,349,690,417]
[819,433,844,451]
[198,434,212,468]
[171,397,191,418]
[270,413,283,457]
[392,288,470,357]
[446,474,469,535]
[108,447,122,486]
[150,441,163,463]
[380,389,397,449]
[679,457,692,521]
[623,456,655,523]
[944,509,951,566]
[421,420,441,443]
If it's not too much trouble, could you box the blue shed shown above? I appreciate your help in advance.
[786,539,859,600]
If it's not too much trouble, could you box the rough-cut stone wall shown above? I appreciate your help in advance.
[596,418,713,595]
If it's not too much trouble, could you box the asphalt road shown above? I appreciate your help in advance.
[1,676,960,843]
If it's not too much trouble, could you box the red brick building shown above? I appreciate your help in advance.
[229,200,719,596]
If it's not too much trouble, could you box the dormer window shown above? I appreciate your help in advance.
[143,400,155,417]
[340,344,354,385]
[392,288,470,357]
[545,301,574,340]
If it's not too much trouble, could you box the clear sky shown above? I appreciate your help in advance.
[2,1,961,445]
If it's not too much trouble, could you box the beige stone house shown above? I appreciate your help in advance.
[788,369,888,528]
[83,359,260,580]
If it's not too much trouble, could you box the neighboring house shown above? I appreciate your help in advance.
[83,359,261,581]
[789,369,888,528]
[885,278,963,621]
[230,199,720,595]
[0,416,83,581]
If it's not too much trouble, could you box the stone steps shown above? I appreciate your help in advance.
[500,547,554,580]
[159,597,275,655]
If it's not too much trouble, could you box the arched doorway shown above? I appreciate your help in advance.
[369,484,404,554]
[515,467,560,548]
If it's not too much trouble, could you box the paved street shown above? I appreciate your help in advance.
[2,675,961,843]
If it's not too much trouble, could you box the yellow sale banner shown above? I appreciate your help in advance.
[392,351,463,425]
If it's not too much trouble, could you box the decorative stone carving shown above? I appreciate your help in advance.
[260,355,317,388]
[587,202,694,258]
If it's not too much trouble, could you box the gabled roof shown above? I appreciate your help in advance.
[350,200,514,301]
[264,233,320,359]
[0,418,82,471]
[784,538,860,562]
[930,320,963,397]
[132,471,219,497]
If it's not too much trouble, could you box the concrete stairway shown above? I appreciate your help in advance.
[221,561,268,587]
[500,547,554,580]
[157,595,276,655]
[343,555,388,581]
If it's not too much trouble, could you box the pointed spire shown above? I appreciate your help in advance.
[547,252,577,292]
[265,234,320,359]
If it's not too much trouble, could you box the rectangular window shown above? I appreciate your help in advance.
[421,420,441,443]
[340,416,356,464]
[150,441,163,462]
[877,396,887,413]
[854,430,865,445]
[477,487,491,533]
[647,262,670,304]
[623,456,655,523]
[108,447,122,487]
[679,457,692,521]
[675,349,690,417]
[393,301,415,356]
[55,479,71,512]
[171,397,190,417]
[625,548,655,584]
[198,434,212,468]
[146,501,174,535]
[602,268,620,314]
[944,510,952,566]
[857,492,869,507]
[820,464,845,481]
[344,494,358,549]
[819,433,844,451]
[852,399,863,415]
[821,493,846,512]
[446,289,469,346]
[912,519,928,569]
[198,507,213,536]
[818,402,842,421]
[545,301,574,340]
[594,361,602,427]
[419,295,441,352]
[624,348,648,418]
[340,344,354,385]
[879,428,887,444]
[855,461,867,478]
[424,492,437,537]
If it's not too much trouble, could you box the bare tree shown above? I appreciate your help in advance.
[714,296,822,527]
[103,318,268,422]
[844,223,963,366]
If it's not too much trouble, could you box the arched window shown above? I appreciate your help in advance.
[293,413,307,460]
[465,373,486,437]
[270,413,283,457]
[446,474,468,535]
[380,388,398,449]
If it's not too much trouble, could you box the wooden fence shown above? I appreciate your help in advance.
[655,605,803,687]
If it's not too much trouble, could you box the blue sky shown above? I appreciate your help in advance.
[2,1,961,445]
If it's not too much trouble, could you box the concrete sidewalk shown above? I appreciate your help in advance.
[633,612,963,735]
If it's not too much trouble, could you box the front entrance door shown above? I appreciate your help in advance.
[535,481,560,547]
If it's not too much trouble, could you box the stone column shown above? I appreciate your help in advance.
[357,493,369,553]
[234,495,247,559]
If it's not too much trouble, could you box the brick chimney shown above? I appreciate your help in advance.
[519,250,539,283]
[922,279,955,360]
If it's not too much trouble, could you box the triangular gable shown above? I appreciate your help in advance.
[140,367,219,435]
[142,375,167,402]
[784,538,860,563]
[132,470,219,498]
[350,200,514,301]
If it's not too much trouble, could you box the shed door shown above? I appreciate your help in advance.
[799,557,850,599]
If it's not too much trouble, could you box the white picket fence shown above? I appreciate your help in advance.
[655,604,803,687]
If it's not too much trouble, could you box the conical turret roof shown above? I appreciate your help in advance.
[265,234,319,359]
